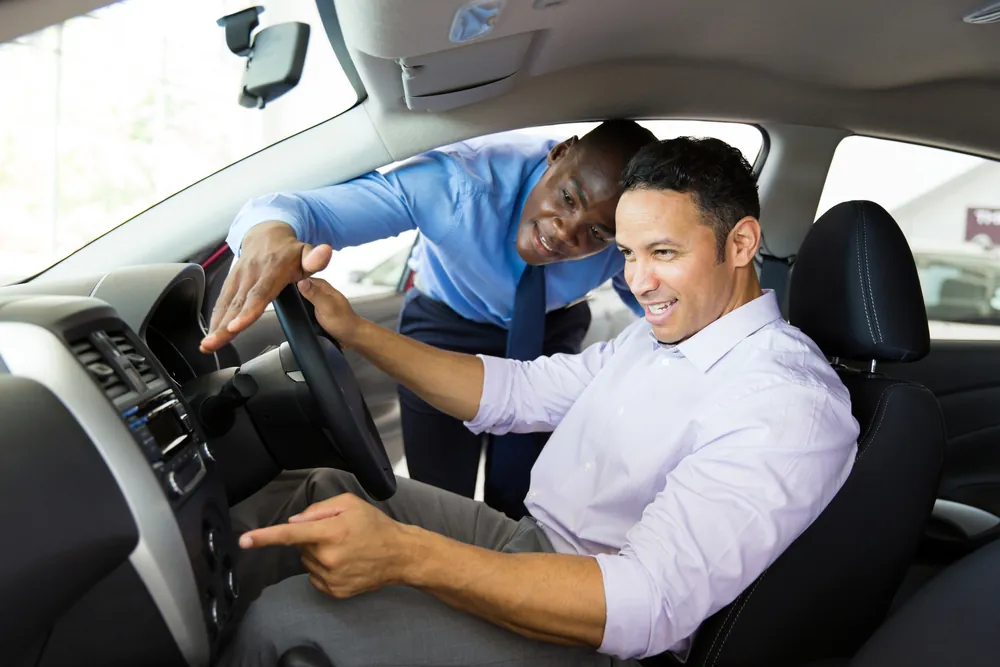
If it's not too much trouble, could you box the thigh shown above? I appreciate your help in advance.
[398,384,483,498]
[231,468,525,597]
[220,574,635,667]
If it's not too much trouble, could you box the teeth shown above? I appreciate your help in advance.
[649,301,674,314]
[539,234,556,253]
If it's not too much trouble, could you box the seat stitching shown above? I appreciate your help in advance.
[703,588,745,665]
[855,216,875,344]
[710,568,771,667]
[855,386,892,454]
[860,209,883,343]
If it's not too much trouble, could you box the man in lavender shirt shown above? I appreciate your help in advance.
[222,138,860,667]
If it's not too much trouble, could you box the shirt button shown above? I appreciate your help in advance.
[661,358,671,367]
[584,461,594,471]
[617,407,624,416]
[527,491,537,500]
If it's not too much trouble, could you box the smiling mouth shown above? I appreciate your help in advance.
[533,224,562,258]
[645,299,678,316]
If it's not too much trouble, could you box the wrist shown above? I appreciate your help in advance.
[339,316,375,349]
[244,221,298,252]
[393,522,439,587]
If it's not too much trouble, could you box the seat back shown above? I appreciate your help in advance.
[668,201,946,667]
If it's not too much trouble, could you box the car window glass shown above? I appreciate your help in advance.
[0,0,359,285]
[817,136,1000,340]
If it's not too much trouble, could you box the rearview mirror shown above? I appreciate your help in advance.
[217,6,310,109]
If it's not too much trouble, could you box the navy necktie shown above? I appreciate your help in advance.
[486,264,546,519]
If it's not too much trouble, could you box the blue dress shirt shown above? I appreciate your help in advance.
[226,132,641,328]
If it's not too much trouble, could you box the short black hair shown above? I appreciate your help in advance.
[621,137,760,261]
[579,119,658,170]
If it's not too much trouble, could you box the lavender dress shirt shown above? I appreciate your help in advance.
[465,290,860,659]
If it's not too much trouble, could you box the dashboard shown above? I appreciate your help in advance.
[0,264,241,667]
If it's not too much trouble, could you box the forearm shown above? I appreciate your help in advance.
[345,318,485,422]
[399,525,607,648]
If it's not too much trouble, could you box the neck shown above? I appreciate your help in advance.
[720,269,764,318]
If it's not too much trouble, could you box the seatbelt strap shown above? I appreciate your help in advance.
[759,253,795,318]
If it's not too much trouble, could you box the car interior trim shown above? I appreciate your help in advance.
[0,321,209,666]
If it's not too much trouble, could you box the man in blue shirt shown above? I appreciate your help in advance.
[200,120,655,518]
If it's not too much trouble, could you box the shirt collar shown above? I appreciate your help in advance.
[649,290,783,373]
[507,157,550,269]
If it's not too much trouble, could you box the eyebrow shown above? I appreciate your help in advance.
[571,179,589,210]
[644,238,679,249]
[617,238,679,251]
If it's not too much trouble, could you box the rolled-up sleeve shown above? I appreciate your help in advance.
[594,382,859,659]
[464,326,632,435]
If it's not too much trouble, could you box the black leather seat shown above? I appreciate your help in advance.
[652,200,946,667]
[847,534,1000,667]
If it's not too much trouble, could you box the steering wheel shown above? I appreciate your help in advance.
[272,283,397,500]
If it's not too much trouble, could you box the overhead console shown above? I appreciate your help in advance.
[0,294,237,667]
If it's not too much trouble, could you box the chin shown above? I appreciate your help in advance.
[652,324,681,345]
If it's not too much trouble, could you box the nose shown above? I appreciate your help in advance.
[550,217,580,249]
[628,259,658,296]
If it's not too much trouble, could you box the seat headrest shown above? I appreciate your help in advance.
[789,200,929,363]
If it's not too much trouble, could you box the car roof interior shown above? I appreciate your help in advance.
[4,2,1000,666]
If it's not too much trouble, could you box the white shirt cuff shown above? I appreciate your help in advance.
[594,552,656,660]
[462,355,511,434]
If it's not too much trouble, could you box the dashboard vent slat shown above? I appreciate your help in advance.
[73,337,129,400]
[109,333,160,387]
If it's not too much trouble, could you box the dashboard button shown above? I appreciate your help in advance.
[224,568,239,601]
[206,528,221,566]
[165,471,182,498]
[207,594,220,631]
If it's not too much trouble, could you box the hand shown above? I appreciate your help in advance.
[238,493,415,598]
[297,276,365,346]
[200,222,334,353]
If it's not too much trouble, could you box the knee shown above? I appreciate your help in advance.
[304,467,363,502]
[224,577,316,666]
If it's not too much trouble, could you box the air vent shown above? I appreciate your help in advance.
[108,333,159,386]
[964,2,1000,24]
[71,338,129,400]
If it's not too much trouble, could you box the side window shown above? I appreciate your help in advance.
[312,230,417,300]
[817,137,1000,341]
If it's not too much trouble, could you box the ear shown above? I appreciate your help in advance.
[728,217,762,267]
[547,136,578,165]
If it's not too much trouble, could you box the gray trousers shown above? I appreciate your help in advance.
[220,468,638,667]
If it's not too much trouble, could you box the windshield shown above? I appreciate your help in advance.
[0,0,359,285]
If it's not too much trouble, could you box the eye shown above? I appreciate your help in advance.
[653,249,676,258]
[590,226,609,243]
[562,189,574,208]
[618,247,634,260]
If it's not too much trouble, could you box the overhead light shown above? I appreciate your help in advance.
[449,0,506,44]
[964,1,1000,24]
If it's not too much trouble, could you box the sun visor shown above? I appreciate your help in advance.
[398,31,535,112]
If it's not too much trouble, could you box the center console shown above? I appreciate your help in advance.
[0,297,240,667]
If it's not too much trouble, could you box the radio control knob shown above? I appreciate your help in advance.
[206,528,221,566]
[165,471,182,498]
[225,568,239,601]
[208,595,220,631]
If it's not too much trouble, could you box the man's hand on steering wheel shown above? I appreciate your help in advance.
[200,222,334,354]
[295,278,365,346]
